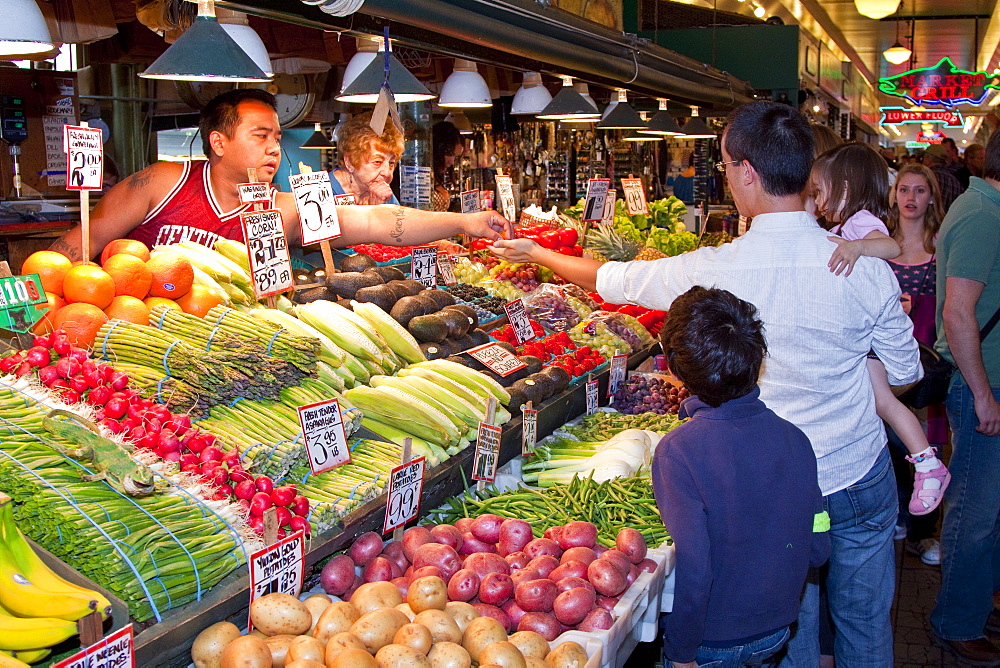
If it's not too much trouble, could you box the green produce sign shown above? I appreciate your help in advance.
[0,274,47,332]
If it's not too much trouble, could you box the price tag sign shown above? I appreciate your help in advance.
[410,245,438,287]
[238,182,272,204]
[63,125,103,191]
[53,625,135,668]
[0,274,47,332]
[602,189,616,225]
[608,354,628,397]
[384,457,425,533]
[621,177,648,216]
[495,175,516,222]
[521,408,538,456]
[437,253,457,286]
[737,215,749,236]
[290,171,341,245]
[473,421,503,482]
[582,178,611,222]
[461,190,481,213]
[505,298,536,345]
[586,377,600,414]
[248,530,305,629]
[297,399,351,475]
[334,193,357,205]
[467,342,527,376]
[241,209,293,298]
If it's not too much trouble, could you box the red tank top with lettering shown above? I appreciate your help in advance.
[126,161,273,248]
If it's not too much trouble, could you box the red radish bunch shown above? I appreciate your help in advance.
[233,475,311,539]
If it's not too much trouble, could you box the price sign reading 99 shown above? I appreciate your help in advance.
[64,125,103,191]
[290,171,342,245]
[621,178,648,216]
[248,531,305,630]
[241,209,293,298]
[384,457,425,534]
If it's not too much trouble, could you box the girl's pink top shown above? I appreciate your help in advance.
[830,209,889,241]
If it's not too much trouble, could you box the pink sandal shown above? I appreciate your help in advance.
[907,458,951,516]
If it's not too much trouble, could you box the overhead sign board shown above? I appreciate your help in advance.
[878,57,1000,107]
[879,107,964,127]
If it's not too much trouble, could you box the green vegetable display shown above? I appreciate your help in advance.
[646,229,699,257]
[560,411,682,441]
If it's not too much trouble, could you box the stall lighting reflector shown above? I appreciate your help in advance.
[511,72,552,115]
[439,59,492,108]
[638,99,684,135]
[336,51,435,103]
[854,0,901,19]
[217,10,273,76]
[883,42,911,65]
[340,36,383,94]
[300,123,333,149]
[574,82,597,111]
[536,76,600,120]
[0,0,52,56]
[597,89,646,130]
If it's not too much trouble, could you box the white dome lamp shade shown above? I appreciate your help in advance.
[340,36,382,94]
[536,76,600,120]
[217,10,273,77]
[439,59,493,108]
[854,0,901,19]
[0,0,53,56]
[511,72,552,115]
[883,42,912,65]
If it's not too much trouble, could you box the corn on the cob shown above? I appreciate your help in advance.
[415,359,511,405]
[246,308,345,367]
[296,301,387,364]
[343,386,451,445]
[213,239,252,274]
[189,265,231,306]
[351,301,425,364]
[175,240,253,288]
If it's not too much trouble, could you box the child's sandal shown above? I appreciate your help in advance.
[906,460,951,516]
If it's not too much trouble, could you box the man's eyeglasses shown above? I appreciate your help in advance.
[714,159,743,173]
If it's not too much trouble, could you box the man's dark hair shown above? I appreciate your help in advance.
[432,121,463,179]
[983,130,1000,180]
[199,89,277,156]
[941,137,957,150]
[724,101,814,196]
[659,286,767,407]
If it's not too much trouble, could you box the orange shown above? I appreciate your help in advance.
[100,239,151,265]
[143,296,181,312]
[32,291,66,334]
[104,295,150,325]
[146,251,194,299]
[62,264,116,310]
[175,285,224,318]
[102,253,152,299]
[21,250,73,297]
[51,303,108,349]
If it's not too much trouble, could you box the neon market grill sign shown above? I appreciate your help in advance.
[879,57,999,107]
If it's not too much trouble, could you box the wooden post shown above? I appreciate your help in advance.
[77,610,103,648]
[392,437,413,543]
[263,507,278,546]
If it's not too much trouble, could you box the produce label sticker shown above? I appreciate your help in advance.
[602,189,616,225]
[461,189,481,213]
[586,378,600,414]
[334,193,357,205]
[0,273,46,332]
[468,342,527,376]
[63,125,103,191]
[437,253,457,286]
[238,182,272,204]
[522,408,538,456]
[297,398,351,475]
[608,354,628,397]
[248,530,305,629]
[505,299,536,344]
[411,245,438,287]
[241,209,294,298]
[290,170,342,245]
[384,456,426,533]
[496,175,516,222]
[53,624,134,668]
[621,177,648,216]
[582,178,611,222]
[473,422,503,482]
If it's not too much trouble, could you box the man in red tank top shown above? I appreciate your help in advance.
[51,89,511,262]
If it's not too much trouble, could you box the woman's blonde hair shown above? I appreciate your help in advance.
[888,163,943,254]
[337,112,404,170]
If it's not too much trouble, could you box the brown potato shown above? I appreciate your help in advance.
[525,658,547,668]
[328,647,378,668]
[413,609,462,644]
[251,593,313,636]
[287,636,324,664]
[263,634,296,668]
[393,623,433,655]
[350,607,410,654]
[443,602,478,634]
[374,644,433,668]
[313,602,361,645]
[544,641,589,668]
[479,642,526,668]
[462,616,508,664]
[407,576,448,613]
[426,642,472,668]
[219,635,272,668]
[351,581,404,615]
[285,661,324,668]
[192,621,242,668]
[508,632,549,660]
[324,631,367,665]
[302,595,332,635]
[396,602,417,621]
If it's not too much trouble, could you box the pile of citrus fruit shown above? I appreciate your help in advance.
[21,239,223,348]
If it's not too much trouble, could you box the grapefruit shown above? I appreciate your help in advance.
[100,239,151,264]
[104,296,151,325]
[103,253,153,299]
[21,250,73,297]
[62,264,116,310]
[176,285,224,318]
[146,251,194,299]
[32,291,66,334]
[51,303,108,348]
[144,296,181,312]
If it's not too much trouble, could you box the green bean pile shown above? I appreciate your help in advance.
[561,411,681,441]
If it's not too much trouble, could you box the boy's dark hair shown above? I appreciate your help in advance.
[983,129,1000,181]
[724,101,814,197]
[812,142,890,224]
[199,89,277,156]
[659,286,767,407]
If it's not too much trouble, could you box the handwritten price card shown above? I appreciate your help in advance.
[461,190,481,213]
[384,457,426,533]
[473,422,503,483]
[410,245,438,287]
[586,377,599,414]
[467,343,527,376]
[238,182,272,205]
[334,193,357,205]
[290,171,341,245]
[297,399,351,474]
[241,209,293,298]
[437,253,457,286]
[248,531,305,629]
[522,407,538,456]
[621,178,648,216]
[602,189,616,225]
[582,178,611,222]
[53,625,134,668]
[496,175,516,222]
[64,125,103,191]
[505,298,536,345]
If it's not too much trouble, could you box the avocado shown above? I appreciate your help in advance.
[389,295,426,327]
[443,303,478,330]
[336,298,354,310]
[419,342,446,360]
[512,378,543,404]
[506,387,527,413]
[372,265,406,282]
[541,366,571,393]
[437,309,471,339]
[437,338,461,356]
[446,354,473,367]
[467,328,490,346]
[408,315,449,343]
[353,284,397,313]
[398,279,426,296]
[340,253,378,272]
[385,280,412,302]
[326,270,383,300]
[452,334,476,352]
[494,341,518,355]
[528,372,556,401]
[520,355,544,375]
[414,294,440,315]
[425,289,457,309]
[292,286,337,304]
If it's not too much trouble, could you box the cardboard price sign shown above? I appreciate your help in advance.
[238,182,272,204]
[602,189,616,225]
[297,399,351,474]
[64,125,103,191]
[290,171,341,245]
[608,354,628,397]
[241,209,293,298]
[467,342,527,376]
[495,175,516,222]
[505,299,536,345]
[334,193,357,205]
[582,178,611,222]
[0,273,46,332]
[621,178,648,216]
[461,190,481,213]
[472,422,502,483]
[248,531,305,629]
[586,377,599,414]
[53,625,135,668]
[437,253,457,286]
[521,407,538,456]
[410,245,438,287]
[384,457,425,533]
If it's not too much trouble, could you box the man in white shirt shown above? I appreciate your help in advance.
[491,101,921,667]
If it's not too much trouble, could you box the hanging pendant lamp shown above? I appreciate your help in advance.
[625,113,662,141]
[639,99,685,136]
[883,15,911,64]
[340,36,382,94]
[511,72,553,115]
[854,0,900,19]
[439,60,493,108]
[0,0,52,56]
[300,123,333,149]
[536,76,600,120]
[336,49,435,103]
[597,89,647,130]
[679,107,716,139]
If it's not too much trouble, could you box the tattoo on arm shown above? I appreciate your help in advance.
[49,238,83,262]
[126,167,154,190]
[389,207,406,244]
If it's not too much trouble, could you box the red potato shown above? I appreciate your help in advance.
[402,526,434,562]
[587,559,628,597]
[517,612,561,641]
[413,543,463,581]
[560,547,597,566]
[390,576,410,599]
[411,565,444,583]
[430,524,463,551]
[599,550,632,575]
[362,556,394,583]
[626,564,641,586]
[554,576,595,595]
[595,596,619,612]
[470,514,504,544]
[524,538,561,560]
[510,568,540,588]
[498,519,533,555]
[616,527,647,564]
[501,599,527,628]
[382,552,408,578]
[321,554,356,596]
[454,518,474,534]
[578,607,614,631]
[637,558,658,574]
[478,572,514,606]
[343,575,364,602]
[464,553,510,579]
[553,587,596,626]
[448,569,480,602]
[548,561,587,582]
[460,532,497,555]
[349,532,383,567]
[543,526,563,544]
[558,521,597,550]
[526,556,559,579]
[382,540,405,561]
[593,544,608,557]
[505,552,530,570]
[471,603,512,633]
[515,578,559,613]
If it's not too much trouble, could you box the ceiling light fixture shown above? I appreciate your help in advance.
[0,0,53,56]
[638,99,685,136]
[625,113,662,141]
[679,107,717,139]
[889,124,902,136]
[753,4,766,18]
[882,14,911,65]
[854,0,901,19]
[216,9,273,77]
[597,89,646,130]
[336,39,435,103]
[574,82,597,110]
[439,59,493,108]
[536,76,600,120]
[300,123,333,149]
[340,36,381,95]
[445,110,473,134]
[511,72,553,115]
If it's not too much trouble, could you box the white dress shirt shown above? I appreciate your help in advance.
[597,210,922,495]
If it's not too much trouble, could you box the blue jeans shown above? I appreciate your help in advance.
[931,378,1000,640]
[695,627,791,667]
[779,446,897,667]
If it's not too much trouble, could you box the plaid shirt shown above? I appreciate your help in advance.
[932,165,963,213]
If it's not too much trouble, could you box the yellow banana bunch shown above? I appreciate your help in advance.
[0,605,78,652]
[0,651,30,668]
[9,649,50,663]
